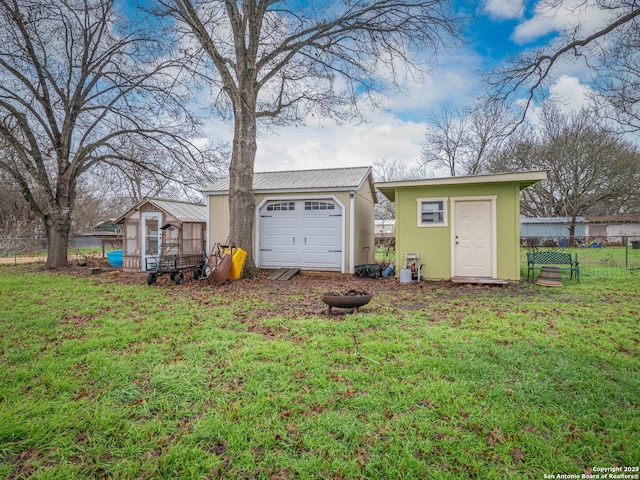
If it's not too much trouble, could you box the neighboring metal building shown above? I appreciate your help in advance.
[520,217,587,238]
[585,214,640,237]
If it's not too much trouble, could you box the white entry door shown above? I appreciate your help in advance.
[141,212,162,271]
[453,200,494,277]
[260,200,342,270]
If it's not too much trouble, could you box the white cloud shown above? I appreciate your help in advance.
[483,0,525,20]
[251,49,485,173]
[253,112,426,172]
[549,75,592,110]
[199,110,427,174]
[524,75,592,125]
[512,0,617,44]
[195,45,487,176]
[372,49,482,118]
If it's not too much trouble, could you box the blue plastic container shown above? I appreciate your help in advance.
[106,249,123,268]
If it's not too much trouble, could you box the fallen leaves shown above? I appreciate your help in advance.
[509,447,525,466]
[417,398,435,409]
[486,426,506,446]
[484,426,526,468]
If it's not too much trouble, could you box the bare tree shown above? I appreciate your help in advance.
[0,169,41,238]
[487,105,640,239]
[421,102,467,176]
[372,157,427,220]
[420,102,512,176]
[591,15,640,132]
[157,0,459,277]
[0,0,201,268]
[486,0,640,130]
[87,138,230,204]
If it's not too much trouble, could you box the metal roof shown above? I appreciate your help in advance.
[115,197,207,224]
[203,166,373,194]
[150,198,207,223]
[521,214,640,224]
[586,213,640,223]
[520,216,586,224]
[376,171,548,202]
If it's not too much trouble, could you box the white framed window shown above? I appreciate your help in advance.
[267,201,295,211]
[417,198,447,227]
[305,201,335,210]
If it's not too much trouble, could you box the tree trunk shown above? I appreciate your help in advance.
[568,217,576,247]
[44,173,75,269]
[44,209,72,269]
[228,96,260,279]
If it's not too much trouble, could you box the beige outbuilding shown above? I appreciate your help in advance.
[203,166,377,273]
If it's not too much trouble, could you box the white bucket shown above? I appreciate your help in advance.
[399,268,412,283]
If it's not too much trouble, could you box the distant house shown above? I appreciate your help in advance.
[377,171,547,282]
[519,214,640,243]
[93,219,120,233]
[115,197,207,272]
[585,214,640,239]
[520,217,587,238]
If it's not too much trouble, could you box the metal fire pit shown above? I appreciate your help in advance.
[322,290,372,315]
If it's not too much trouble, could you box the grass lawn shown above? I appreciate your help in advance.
[1,265,639,479]
[519,246,640,281]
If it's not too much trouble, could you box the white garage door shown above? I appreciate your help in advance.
[260,200,342,270]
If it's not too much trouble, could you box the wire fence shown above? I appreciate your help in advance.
[2,235,639,281]
[375,235,640,282]
[519,235,640,282]
[0,236,122,265]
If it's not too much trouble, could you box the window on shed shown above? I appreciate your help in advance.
[417,198,447,227]
[266,202,295,211]
[125,220,139,255]
[161,224,179,255]
[305,201,335,210]
[181,223,204,255]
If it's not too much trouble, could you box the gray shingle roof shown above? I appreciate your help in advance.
[203,166,372,194]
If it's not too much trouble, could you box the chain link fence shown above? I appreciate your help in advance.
[0,236,122,265]
[2,235,639,281]
[520,235,640,281]
[375,235,640,282]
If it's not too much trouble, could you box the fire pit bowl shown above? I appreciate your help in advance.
[322,290,372,315]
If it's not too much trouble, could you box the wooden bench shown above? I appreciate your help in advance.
[527,251,580,282]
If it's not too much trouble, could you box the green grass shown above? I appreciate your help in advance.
[0,246,104,259]
[521,246,640,280]
[1,266,639,479]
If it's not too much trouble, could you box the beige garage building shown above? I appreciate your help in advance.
[203,166,376,273]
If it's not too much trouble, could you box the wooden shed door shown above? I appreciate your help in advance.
[453,200,493,277]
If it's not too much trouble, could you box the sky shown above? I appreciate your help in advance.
[199,0,612,174]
